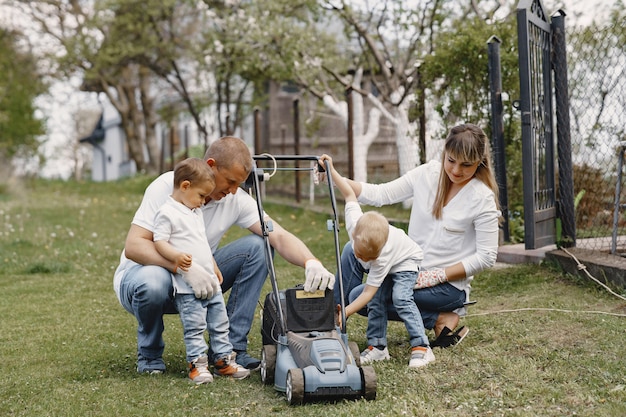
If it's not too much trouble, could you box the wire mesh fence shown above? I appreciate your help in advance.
[566,17,626,255]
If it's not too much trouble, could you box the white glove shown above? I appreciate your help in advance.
[414,268,449,290]
[180,263,221,299]
[303,259,335,292]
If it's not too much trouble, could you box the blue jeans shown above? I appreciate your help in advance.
[367,271,429,348]
[175,292,232,362]
[336,242,466,331]
[118,234,267,360]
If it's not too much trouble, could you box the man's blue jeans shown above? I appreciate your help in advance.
[118,234,267,361]
[336,241,466,331]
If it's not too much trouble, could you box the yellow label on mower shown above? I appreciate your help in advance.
[295,290,325,299]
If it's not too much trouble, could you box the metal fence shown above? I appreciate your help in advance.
[566,17,626,255]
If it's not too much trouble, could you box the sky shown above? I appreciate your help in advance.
[1,0,616,179]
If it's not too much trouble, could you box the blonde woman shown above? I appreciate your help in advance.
[338,123,501,362]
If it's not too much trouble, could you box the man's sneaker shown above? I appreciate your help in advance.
[234,350,261,371]
[213,353,251,379]
[408,346,435,368]
[137,355,166,374]
[188,355,214,384]
[360,346,390,365]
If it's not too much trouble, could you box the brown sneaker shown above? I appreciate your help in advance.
[213,352,250,379]
[188,355,214,384]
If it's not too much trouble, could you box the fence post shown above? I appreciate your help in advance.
[254,108,262,154]
[346,87,354,179]
[552,10,576,248]
[293,98,301,203]
[488,35,510,243]
[183,125,189,160]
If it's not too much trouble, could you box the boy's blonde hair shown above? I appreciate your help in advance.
[352,211,390,260]
[173,157,215,188]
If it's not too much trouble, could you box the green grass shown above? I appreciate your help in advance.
[1,177,625,417]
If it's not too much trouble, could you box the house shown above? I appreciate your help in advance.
[80,82,402,183]
[79,100,136,182]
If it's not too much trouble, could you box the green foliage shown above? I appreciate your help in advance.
[421,11,524,241]
[0,28,46,159]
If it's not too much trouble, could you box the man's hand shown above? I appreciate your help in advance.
[414,268,449,290]
[181,263,220,299]
[303,259,335,292]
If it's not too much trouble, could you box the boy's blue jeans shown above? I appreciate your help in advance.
[367,271,429,348]
[175,292,232,362]
[118,234,267,361]
[336,242,466,332]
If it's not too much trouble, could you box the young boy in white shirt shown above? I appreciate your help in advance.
[153,158,250,383]
[319,155,434,368]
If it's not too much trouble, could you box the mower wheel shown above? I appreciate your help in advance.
[260,344,276,385]
[348,341,361,366]
[286,368,305,405]
[360,365,377,401]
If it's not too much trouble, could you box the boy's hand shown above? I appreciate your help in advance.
[175,253,192,272]
[215,265,224,285]
[335,304,343,330]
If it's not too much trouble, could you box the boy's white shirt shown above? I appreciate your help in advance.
[113,171,260,299]
[153,196,217,295]
[344,201,423,288]
[357,160,501,295]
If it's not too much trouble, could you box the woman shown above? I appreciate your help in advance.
[338,123,501,360]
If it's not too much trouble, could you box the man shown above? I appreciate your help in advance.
[114,136,335,373]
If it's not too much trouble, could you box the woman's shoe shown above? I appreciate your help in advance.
[431,325,469,348]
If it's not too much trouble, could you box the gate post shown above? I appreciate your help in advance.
[516,0,557,249]
[488,35,510,242]
[551,10,576,248]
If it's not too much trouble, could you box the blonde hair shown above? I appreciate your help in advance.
[203,136,253,175]
[173,157,215,188]
[432,124,500,219]
[352,211,389,259]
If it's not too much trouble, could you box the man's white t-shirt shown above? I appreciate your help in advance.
[113,171,260,300]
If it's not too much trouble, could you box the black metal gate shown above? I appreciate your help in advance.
[517,0,556,249]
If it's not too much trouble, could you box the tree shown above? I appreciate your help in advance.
[0,27,46,175]
[277,0,513,183]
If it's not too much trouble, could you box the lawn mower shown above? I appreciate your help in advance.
[247,154,377,405]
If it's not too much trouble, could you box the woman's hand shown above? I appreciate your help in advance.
[414,268,449,289]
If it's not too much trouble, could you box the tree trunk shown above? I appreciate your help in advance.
[139,66,160,175]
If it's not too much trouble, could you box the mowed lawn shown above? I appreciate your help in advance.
[0,177,624,417]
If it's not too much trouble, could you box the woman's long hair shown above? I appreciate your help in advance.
[431,124,500,219]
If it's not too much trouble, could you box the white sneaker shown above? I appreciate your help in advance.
[360,346,390,364]
[409,346,435,368]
